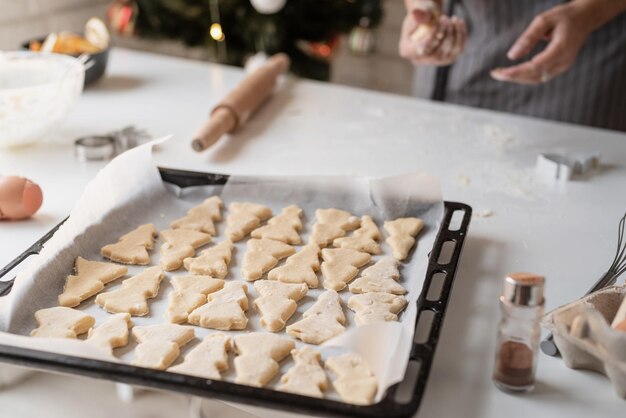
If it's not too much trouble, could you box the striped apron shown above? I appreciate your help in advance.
[413,0,626,132]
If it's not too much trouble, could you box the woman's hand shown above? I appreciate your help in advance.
[491,2,597,84]
[399,0,467,66]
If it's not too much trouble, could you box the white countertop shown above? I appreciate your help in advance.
[1,48,625,417]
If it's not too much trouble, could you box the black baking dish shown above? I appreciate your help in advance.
[0,168,472,418]
[21,36,109,86]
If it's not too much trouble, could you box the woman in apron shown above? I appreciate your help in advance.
[399,0,626,131]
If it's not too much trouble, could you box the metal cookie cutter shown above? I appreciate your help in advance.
[74,135,116,161]
[74,126,152,161]
[535,153,601,182]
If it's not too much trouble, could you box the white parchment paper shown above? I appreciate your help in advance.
[0,139,443,402]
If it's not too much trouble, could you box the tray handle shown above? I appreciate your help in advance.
[0,219,66,297]
[382,201,472,416]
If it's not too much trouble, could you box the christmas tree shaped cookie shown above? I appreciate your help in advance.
[166,275,224,323]
[286,290,346,345]
[326,353,377,405]
[253,280,308,332]
[31,307,95,339]
[348,256,406,295]
[309,208,360,248]
[101,224,158,265]
[320,248,371,291]
[233,332,295,387]
[225,202,272,241]
[132,324,195,370]
[169,333,231,380]
[85,313,132,354]
[188,282,249,330]
[95,266,164,316]
[267,244,320,288]
[159,229,211,271]
[241,238,295,281]
[383,217,424,261]
[278,347,328,398]
[251,205,303,244]
[348,292,408,326]
[170,196,223,235]
[183,240,234,278]
[58,257,128,307]
[333,215,381,255]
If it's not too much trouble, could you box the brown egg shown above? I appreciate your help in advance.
[0,176,43,220]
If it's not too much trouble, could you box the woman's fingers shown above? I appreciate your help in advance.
[449,18,467,59]
[491,62,543,84]
[507,12,555,60]
[411,0,442,13]
[411,8,434,26]
[434,16,454,58]
[435,18,466,64]
[416,18,446,56]
[492,26,574,84]
[399,6,467,66]
[399,13,422,59]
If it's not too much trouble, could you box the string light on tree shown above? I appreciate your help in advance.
[209,0,227,61]
[210,23,225,41]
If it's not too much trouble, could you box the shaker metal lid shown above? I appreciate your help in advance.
[502,272,545,306]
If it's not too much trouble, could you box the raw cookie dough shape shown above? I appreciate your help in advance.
[242,238,295,281]
[233,332,295,387]
[159,229,211,271]
[251,205,303,244]
[183,240,233,278]
[253,280,308,332]
[31,307,95,339]
[225,202,272,242]
[320,248,371,291]
[286,290,346,345]
[132,324,195,370]
[278,346,328,398]
[312,209,361,243]
[326,353,378,405]
[170,196,223,235]
[188,282,249,330]
[58,257,128,307]
[169,333,231,380]
[384,217,425,261]
[101,224,158,265]
[95,266,164,316]
[166,275,225,323]
[309,208,360,248]
[348,256,406,295]
[348,292,408,326]
[333,215,381,255]
[267,244,321,288]
[85,313,131,354]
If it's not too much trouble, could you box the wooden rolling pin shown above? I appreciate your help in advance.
[191,53,290,152]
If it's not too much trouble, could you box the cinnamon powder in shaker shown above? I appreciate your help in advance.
[493,341,534,387]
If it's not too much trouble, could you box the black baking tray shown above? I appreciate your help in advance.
[0,168,472,418]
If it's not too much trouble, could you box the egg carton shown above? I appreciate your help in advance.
[542,285,626,398]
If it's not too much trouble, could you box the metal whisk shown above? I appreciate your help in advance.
[541,211,626,356]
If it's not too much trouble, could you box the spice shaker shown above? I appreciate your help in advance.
[493,272,545,393]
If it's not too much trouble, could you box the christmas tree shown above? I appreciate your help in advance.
[131,0,383,80]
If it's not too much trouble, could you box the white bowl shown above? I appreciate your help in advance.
[0,51,84,148]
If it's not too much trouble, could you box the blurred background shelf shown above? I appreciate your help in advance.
[0,0,413,95]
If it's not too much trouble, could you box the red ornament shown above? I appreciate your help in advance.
[308,34,340,61]
[107,0,137,36]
